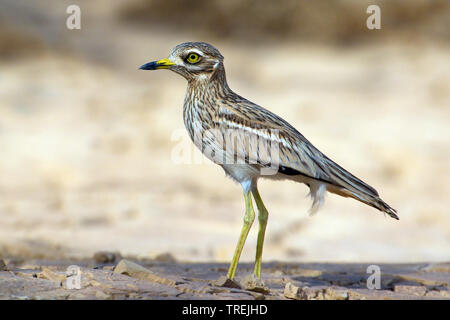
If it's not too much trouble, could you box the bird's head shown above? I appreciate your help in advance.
[139,42,225,82]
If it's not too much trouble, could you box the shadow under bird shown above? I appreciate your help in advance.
[140,42,398,290]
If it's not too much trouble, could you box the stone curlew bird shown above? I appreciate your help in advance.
[140,42,398,289]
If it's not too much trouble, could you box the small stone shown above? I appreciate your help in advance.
[253,293,266,300]
[241,274,270,294]
[284,282,305,300]
[94,251,122,264]
[13,269,39,278]
[95,291,111,299]
[324,286,349,300]
[0,259,6,271]
[284,282,330,300]
[114,259,178,286]
[114,259,150,277]
[154,252,177,263]
[425,289,449,298]
[89,280,102,287]
[393,285,426,296]
[38,267,66,284]
[347,290,369,300]
[211,276,242,289]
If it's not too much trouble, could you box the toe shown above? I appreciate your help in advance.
[211,275,242,289]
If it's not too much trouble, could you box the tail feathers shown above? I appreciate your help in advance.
[323,156,379,197]
[350,192,399,220]
[319,156,398,220]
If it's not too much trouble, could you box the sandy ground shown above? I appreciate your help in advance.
[0,1,449,269]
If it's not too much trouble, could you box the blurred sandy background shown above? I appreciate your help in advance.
[0,0,449,264]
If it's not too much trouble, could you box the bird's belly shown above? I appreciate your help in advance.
[221,164,260,183]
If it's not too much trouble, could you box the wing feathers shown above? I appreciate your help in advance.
[216,98,397,218]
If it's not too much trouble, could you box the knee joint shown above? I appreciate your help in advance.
[244,212,255,225]
[258,210,268,224]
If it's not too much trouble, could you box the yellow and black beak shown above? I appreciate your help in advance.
[139,58,175,70]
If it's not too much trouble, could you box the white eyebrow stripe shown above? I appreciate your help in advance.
[187,48,204,56]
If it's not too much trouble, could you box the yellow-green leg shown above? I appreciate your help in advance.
[252,187,269,279]
[226,190,255,280]
[240,186,270,293]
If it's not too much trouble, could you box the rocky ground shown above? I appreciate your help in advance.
[0,0,449,266]
[0,253,448,300]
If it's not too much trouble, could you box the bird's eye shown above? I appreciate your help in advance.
[186,53,200,64]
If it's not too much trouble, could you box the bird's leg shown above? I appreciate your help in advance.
[252,187,268,279]
[226,190,255,280]
[240,187,270,293]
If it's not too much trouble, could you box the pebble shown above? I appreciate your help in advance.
[93,251,122,264]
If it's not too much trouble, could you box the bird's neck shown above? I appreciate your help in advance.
[186,64,232,103]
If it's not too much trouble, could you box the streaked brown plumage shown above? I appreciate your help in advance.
[140,42,398,288]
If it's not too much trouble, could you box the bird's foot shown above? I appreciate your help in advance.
[242,274,270,294]
[211,275,242,289]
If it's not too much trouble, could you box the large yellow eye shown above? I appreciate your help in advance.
[186,53,200,64]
